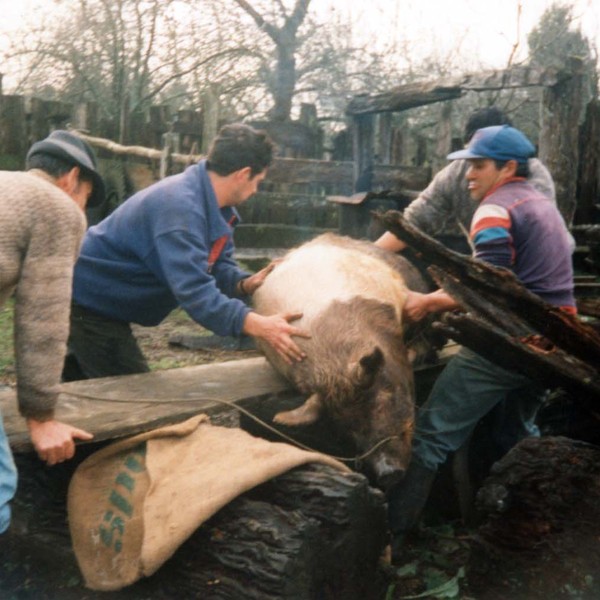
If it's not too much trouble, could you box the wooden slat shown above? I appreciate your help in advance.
[3,357,291,453]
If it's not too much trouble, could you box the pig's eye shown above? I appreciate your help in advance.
[373,388,394,408]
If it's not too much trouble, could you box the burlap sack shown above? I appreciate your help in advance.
[68,414,348,591]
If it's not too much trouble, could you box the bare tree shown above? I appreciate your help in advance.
[3,0,256,142]
[231,0,311,122]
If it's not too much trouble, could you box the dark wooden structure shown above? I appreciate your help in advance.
[345,61,595,237]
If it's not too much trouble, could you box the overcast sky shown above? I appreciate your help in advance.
[318,0,600,69]
[1,0,599,86]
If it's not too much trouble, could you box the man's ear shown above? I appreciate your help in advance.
[55,166,80,194]
[233,166,252,182]
[503,159,518,178]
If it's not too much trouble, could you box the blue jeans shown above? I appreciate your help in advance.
[413,347,542,471]
[0,412,18,533]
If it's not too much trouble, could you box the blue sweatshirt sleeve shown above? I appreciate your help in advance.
[211,236,250,297]
[151,229,251,336]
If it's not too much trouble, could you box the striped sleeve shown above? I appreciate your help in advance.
[470,204,514,267]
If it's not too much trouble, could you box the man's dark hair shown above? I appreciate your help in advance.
[206,124,275,177]
[26,130,105,206]
[27,153,79,179]
[27,153,95,189]
[493,159,530,178]
[464,107,512,144]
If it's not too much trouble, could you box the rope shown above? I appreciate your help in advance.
[60,390,400,465]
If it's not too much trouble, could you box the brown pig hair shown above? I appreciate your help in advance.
[305,297,410,424]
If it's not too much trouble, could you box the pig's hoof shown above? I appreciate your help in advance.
[273,393,322,426]
[273,410,302,426]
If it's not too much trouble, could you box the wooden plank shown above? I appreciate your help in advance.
[3,357,291,454]
[377,210,600,364]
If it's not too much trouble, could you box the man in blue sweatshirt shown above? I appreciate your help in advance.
[386,125,576,561]
[65,123,309,379]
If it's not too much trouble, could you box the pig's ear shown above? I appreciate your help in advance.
[350,347,384,388]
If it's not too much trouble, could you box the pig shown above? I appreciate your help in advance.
[252,233,431,490]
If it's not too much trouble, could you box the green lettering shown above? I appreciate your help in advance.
[109,490,133,517]
[115,471,135,492]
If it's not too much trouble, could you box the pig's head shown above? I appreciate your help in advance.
[327,345,415,492]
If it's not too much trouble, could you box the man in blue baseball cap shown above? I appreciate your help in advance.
[375,108,557,256]
[386,125,576,562]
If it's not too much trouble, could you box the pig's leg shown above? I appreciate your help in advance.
[273,393,322,425]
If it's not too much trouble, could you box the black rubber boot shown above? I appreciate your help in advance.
[386,460,437,563]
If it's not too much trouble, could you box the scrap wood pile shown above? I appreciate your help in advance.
[375,210,600,409]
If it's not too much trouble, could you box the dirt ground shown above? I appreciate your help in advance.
[131,309,262,370]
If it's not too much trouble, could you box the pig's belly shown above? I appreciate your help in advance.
[253,243,408,327]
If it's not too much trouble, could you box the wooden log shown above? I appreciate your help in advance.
[74,132,431,195]
[432,310,600,403]
[161,464,387,599]
[3,361,391,598]
[159,497,322,600]
[5,451,387,599]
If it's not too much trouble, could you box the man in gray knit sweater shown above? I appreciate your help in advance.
[0,130,104,535]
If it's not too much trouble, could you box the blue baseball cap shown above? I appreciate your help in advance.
[447,125,535,164]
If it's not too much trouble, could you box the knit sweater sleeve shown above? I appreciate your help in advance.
[527,158,556,202]
[13,187,85,420]
[403,160,469,235]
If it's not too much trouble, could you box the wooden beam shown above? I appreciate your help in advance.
[346,65,564,116]
[374,210,600,406]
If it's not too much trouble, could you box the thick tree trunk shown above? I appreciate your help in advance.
[468,436,600,598]
[539,58,586,226]
[269,48,296,123]
[161,464,387,599]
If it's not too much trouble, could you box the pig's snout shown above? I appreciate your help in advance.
[372,456,407,491]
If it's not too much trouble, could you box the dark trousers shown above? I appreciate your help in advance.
[63,303,150,381]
